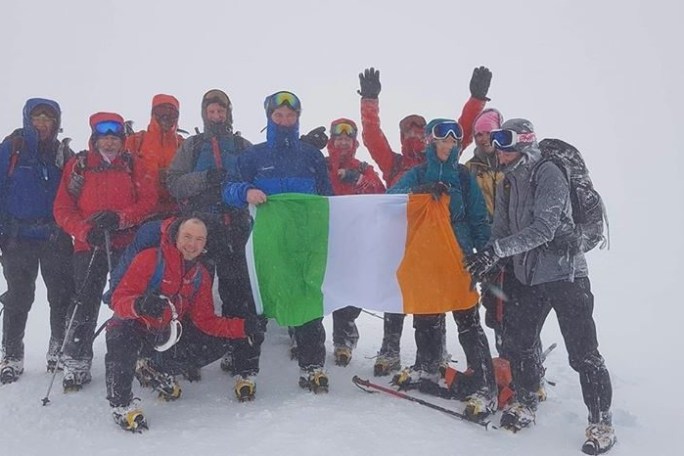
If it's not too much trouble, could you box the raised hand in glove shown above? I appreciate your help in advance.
[411,182,449,200]
[89,210,120,231]
[338,168,361,184]
[357,67,382,99]
[300,126,329,150]
[470,66,492,101]
[86,227,106,248]
[206,168,227,186]
[464,246,500,282]
[134,292,168,318]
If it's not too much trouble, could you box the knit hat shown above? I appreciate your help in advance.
[499,118,537,152]
[473,108,503,134]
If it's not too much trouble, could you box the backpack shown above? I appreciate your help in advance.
[534,138,609,253]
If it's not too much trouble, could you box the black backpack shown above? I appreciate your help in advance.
[534,138,609,253]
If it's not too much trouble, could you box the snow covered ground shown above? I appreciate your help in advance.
[1,0,682,454]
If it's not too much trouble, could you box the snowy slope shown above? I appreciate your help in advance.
[0,273,676,456]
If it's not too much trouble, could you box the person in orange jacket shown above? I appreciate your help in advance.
[357,66,492,376]
[324,118,385,366]
[126,94,184,217]
[53,112,157,391]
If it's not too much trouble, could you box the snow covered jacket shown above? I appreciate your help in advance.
[360,97,484,188]
[388,143,490,255]
[464,147,504,221]
[111,218,247,338]
[326,127,385,195]
[0,98,72,241]
[126,94,184,216]
[490,119,588,286]
[53,123,157,252]
[222,120,333,207]
[166,128,252,229]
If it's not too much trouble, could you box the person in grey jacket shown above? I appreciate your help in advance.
[465,118,616,454]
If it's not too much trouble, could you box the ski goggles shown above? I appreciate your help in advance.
[431,121,463,141]
[490,129,537,152]
[154,297,183,352]
[330,121,357,138]
[264,91,301,114]
[93,120,126,137]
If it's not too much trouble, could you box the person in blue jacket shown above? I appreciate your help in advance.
[387,118,497,420]
[222,90,333,393]
[0,98,75,383]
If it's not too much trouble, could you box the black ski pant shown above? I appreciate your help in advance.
[413,306,496,394]
[0,233,74,360]
[205,218,262,376]
[379,312,447,359]
[502,277,612,422]
[63,248,121,363]
[105,318,232,407]
[293,317,326,370]
[332,306,361,349]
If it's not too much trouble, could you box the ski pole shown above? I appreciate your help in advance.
[352,376,491,429]
[93,318,111,341]
[360,309,384,320]
[41,248,99,406]
[104,230,113,277]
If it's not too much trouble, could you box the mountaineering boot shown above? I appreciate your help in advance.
[464,388,498,420]
[234,374,256,402]
[391,367,440,391]
[183,366,202,382]
[373,352,401,377]
[334,346,352,367]
[62,358,92,392]
[46,337,63,373]
[111,398,148,433]
[135,358,182,401]
[0,357,24,384]
[298,368,329,394]
[499,401,536,432]
[582,412,617,455]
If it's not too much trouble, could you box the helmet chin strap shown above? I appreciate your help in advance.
[154,297,183,352]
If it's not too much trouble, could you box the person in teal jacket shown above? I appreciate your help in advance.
[387,118,497,420]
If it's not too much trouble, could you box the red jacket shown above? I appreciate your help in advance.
[53,148,157,252]
[126,94,184,216]
[360,97,484,187]
[326,138,386,196]
[111,219,247,338]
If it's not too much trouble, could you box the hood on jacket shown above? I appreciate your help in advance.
[201,89,233,135]
[327,118,359,166]
[88,112,126,151]
[500,118,541,162]
[22,98,61,144]
[149,94,180,133]
[399,114,427,158]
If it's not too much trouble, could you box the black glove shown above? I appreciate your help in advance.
[243,315,267,341]
[411,182,449,200]
[86,227,106,248]
[339,168,361,184]
[89,211,120,231]
[357,67,382,99]
[464,246,500,282]
[206,168,227,186]
[300,126,329,150]
[469,66,492,101]
[134,292,168,318]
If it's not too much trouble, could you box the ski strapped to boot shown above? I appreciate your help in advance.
[352,376,491,429]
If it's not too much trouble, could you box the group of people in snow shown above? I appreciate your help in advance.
[0,66,616,453]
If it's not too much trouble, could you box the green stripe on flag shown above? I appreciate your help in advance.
[251,193,330,326]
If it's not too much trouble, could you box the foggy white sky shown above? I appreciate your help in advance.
[2,0,683,362]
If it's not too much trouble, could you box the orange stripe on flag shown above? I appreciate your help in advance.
[397,194,479,314]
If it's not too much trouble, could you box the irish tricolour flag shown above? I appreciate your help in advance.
[246,193,479,327]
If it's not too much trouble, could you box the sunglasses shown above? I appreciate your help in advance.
[431,121,463,141]
[490,129,536,152]
[93,120,125,136]
[153,106,179,121]
[265,91,301,113]
[331,121,357,137]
